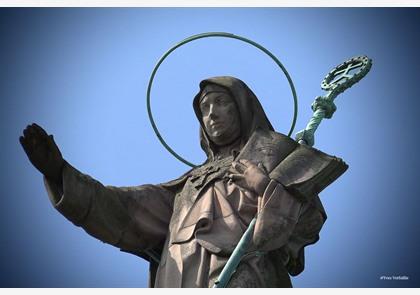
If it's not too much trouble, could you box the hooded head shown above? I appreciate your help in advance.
[193,76,274,162]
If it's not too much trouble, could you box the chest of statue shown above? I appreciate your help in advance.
[168,156,234,242]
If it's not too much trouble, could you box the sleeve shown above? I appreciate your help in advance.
[252,180,303,252]
[284,195,326,276]
[43,161,175,254]
[252,179,326,276]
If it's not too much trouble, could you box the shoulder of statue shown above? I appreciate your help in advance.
[158,168,194,193]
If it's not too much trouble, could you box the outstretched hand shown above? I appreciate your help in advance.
[19,123,64,183]
[227,159,270,196]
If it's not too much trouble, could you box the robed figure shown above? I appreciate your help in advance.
[20,76,347,287]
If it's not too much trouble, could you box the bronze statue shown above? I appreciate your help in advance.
[20,76,347,287]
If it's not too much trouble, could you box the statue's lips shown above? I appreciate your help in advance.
[209,122,224,131]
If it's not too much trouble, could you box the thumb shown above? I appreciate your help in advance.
[257,162,268,174]
[47,134,61,155]
[47,134,55,146]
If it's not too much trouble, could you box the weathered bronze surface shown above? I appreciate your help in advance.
[20,76,347,287]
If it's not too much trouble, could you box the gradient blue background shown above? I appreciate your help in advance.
[1,8,419,287]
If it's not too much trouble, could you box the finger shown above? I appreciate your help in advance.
[24,126,47,150]
[257,162,268,174]
[46,134,54,144]
[229,173,245,182]
[31,124,49,142]
[28,127,43,146]
[23,125,33,138]
[227,166,237,174]
[45,134,58,153]
[238,159,254,167]
[19,136,32,153]
[31,123,49,138]
[232,161,247,174]
[228,174,248,190]
[28,125,39,136]
[24,128,38,148]
[20,135,41,159]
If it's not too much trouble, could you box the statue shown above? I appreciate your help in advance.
[20,76,348,287]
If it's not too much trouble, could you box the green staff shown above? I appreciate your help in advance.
[296,55,372,147]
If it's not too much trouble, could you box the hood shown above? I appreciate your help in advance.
[193,76,274,162]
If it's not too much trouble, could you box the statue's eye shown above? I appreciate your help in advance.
[216,97,227,105]
[200,104,209,113]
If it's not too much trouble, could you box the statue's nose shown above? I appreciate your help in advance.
[208,104,218,119]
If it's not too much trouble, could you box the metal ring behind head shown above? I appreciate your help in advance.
[147,32,298,168]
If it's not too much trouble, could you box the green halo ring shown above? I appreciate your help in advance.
[147,32,298,168]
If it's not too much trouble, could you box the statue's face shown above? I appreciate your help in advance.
[199,92,241,146]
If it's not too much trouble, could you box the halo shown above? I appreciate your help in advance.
[147,32,298,168]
